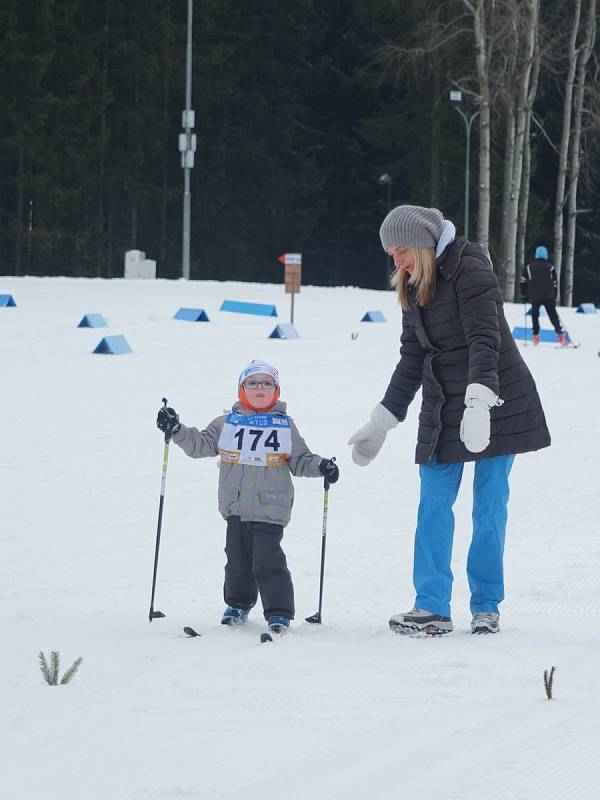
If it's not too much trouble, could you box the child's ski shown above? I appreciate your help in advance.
[260,625,288,643]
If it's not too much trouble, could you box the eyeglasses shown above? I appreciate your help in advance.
[244,379,276,389]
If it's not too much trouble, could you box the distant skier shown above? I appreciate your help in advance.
[156,359,339,637]
[520,245,567,346]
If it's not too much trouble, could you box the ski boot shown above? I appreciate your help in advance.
[221,606,250,626]
[532,334,540,346]
[471,612,500,634]
[389,608,453,636]
[557,332,568,346]
[267,615,290,636]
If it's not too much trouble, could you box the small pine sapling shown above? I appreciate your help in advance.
[60,657,83,684]
[39,651,83,685]
[543,666,556,700]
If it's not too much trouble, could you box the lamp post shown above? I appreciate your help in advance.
[379,173,393,287]
[449,90,479,240]
[179,0,196,279]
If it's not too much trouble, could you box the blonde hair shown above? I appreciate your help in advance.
[391,247,437,310]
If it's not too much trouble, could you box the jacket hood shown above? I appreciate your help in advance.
[435,219,456,258]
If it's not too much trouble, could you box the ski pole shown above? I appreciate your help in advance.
[305,459,335,625]
[148,398,171,622]
[523,302,528,346]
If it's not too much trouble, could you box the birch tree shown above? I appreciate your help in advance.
[516,41,541,278]
[553,0,582,297]
[500,0,540,301]
[462,0,494,248]
[564,0,597,305]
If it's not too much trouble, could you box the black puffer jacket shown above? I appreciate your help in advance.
[381,237,551,465]
[520,258,558,302]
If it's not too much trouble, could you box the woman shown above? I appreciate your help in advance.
[349,205,550,636]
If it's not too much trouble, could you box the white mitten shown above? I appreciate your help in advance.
[460,383,501,453]
[348,403,398,466]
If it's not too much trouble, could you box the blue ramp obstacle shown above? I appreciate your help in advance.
[576,303,597,313]
[512,327,570,344]
[269,323,300,340]
[220,300,277,317]
[173,307,210,322]
[0,294,17,307]
[78,313,108,328]
[92,335,132,355]
[526,306,546,316]
[361,310,386,322]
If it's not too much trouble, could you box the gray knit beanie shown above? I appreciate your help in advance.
[379,205,444,251]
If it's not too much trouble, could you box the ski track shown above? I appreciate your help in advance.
[2,277,600,799]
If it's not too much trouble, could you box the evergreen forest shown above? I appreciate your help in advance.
[1,0,599,304]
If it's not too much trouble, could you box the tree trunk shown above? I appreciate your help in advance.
[553,0,581,300]
[15,143,24,276]
[517,42,540,280]
[97,5,111,278]
[517,111,532,280]
[502,0,539,302]
[564,0,597,306]
[430,66,442,209]
[499,98,516,282]
[466,0,492,249]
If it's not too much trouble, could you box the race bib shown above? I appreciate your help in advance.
[218,413,292,467]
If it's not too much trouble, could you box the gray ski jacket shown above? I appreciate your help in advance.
[171,400,323,527]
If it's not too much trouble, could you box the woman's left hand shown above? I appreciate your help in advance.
[460,383,500,453]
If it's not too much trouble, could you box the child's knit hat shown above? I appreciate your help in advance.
[238,360,280,411]
[238,359,280,387]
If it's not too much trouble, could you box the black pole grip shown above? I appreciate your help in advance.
[161,397,172,442]
[323,456,336,491]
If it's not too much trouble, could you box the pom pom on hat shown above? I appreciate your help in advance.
[379,205,445,251]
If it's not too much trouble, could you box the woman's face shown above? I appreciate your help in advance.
[388,246,415,275]
[242,373,277,409]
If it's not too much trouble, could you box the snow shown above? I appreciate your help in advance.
[2,275,600,800]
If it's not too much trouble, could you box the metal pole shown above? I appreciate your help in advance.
[305,472,333,624]
[148,398,172,622]
[182,0,193,279]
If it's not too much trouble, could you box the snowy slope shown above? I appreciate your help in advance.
[1,276,600,800]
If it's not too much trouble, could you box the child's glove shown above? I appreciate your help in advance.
[157,405,180,436]
[319,458,339,484]
[459,383,501,453]
[348,403,398,466]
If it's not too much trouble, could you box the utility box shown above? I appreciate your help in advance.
[124,250,156,279]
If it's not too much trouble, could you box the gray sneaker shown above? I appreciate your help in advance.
[389,608,454,636]
[471,612,499,634]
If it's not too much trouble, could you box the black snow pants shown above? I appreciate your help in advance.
[224,516,295,620]
[531,300,563,335]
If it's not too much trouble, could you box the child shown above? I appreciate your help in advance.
[156,359,339,635]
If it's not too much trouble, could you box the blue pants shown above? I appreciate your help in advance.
[413,454,515,618]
